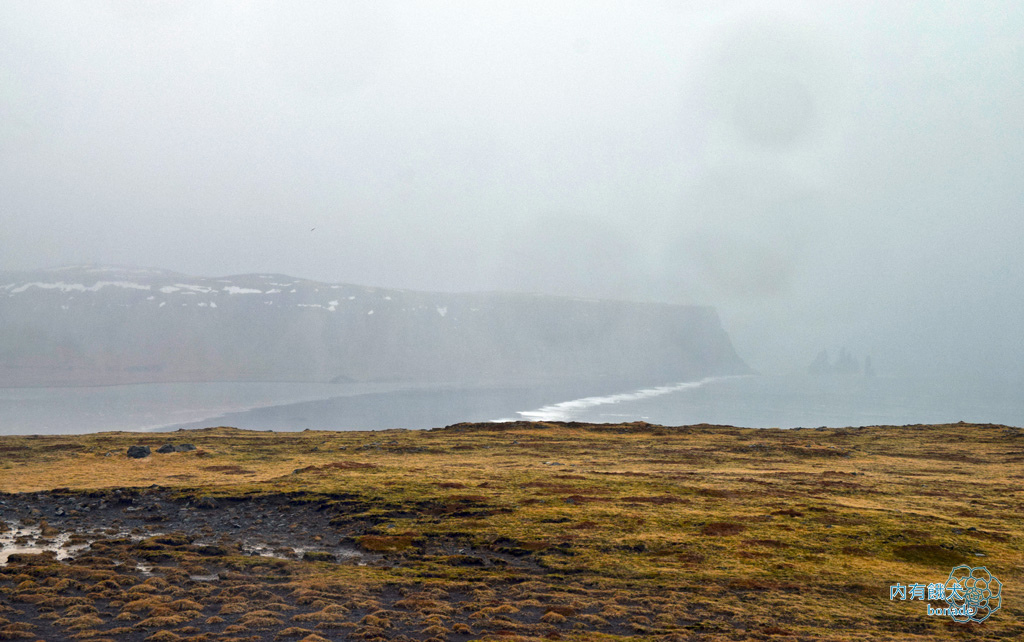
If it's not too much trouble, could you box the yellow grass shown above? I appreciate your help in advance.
[1,421,1022,640]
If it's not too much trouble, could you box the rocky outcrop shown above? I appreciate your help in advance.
[0,266,749,387]
[156,444,196,454]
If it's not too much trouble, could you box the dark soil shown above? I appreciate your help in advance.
[0,488,610,642]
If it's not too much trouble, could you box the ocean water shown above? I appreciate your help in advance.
[1,374,1021,436]
[0,381,411,435]
[508,374,1024,428]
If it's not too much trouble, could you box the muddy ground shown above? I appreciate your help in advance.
[0,488,619,642]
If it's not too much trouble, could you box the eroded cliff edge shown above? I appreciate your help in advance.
[0,266,749,387]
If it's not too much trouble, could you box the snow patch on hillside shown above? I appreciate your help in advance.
[9,281,151,294]
[176,284,215,294]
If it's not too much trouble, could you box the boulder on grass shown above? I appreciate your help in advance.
[126,445,151,459]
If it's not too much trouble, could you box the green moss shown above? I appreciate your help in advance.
[892,544,970,567]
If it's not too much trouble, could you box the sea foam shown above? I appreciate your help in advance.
[505,375,745,422]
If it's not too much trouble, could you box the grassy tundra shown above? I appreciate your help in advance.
[1,421,1022,641]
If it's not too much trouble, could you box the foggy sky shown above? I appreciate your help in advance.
[2,1,1022,380]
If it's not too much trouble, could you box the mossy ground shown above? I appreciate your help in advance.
[1,421,1022,641]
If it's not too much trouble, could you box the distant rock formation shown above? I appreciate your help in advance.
[0,266,750,387]
[808,348,874,377]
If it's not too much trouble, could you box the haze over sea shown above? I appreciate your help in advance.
[4,4,1024,441]
[2,373,1021,436]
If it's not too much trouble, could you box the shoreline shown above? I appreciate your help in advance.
[4,372,1024,438]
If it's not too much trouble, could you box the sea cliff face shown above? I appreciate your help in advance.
[0,266,749,387]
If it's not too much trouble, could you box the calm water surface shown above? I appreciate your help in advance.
[1,375,1021,436]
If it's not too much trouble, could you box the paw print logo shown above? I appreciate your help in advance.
[944,565,1002,623]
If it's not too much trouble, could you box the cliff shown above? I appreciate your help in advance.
[0,266,749,387]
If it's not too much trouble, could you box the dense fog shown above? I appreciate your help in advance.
[2,1,1022,383]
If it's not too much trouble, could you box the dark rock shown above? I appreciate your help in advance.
[126,445,151,459]
[156,444,176,454]
[174,443,196,452]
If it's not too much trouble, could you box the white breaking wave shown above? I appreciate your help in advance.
[507,375,747,422]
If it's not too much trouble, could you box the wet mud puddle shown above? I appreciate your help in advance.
[0,524,91,564]
[0,488,376,569]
